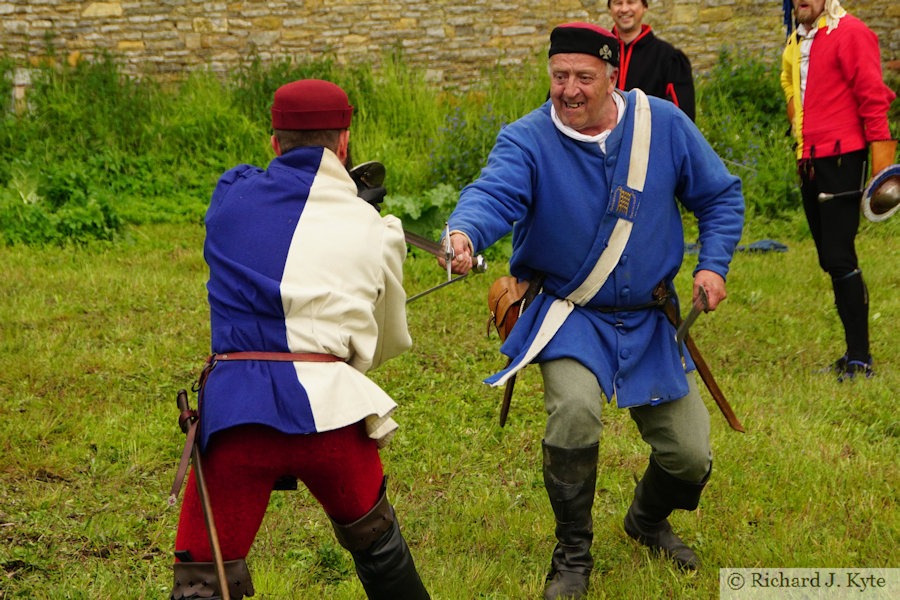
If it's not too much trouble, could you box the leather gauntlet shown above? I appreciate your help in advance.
[870,139,898,178]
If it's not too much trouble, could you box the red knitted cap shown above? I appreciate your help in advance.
[271,79,353,130]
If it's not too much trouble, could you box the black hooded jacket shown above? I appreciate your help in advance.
[613,24,695,121]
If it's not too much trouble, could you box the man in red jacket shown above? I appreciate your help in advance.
[608,0,695,121]
[781,0,896,381]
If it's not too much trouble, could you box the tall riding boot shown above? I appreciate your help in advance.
[624,457,709,571]
[832,270,872,379]
[170,557,255,599]
[542,441,599,600]
[330,478,430,600]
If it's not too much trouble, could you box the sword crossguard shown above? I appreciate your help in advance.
[442,223,455,282]
[405,254,488,304]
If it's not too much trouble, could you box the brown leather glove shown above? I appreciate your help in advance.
[870,139,898,178]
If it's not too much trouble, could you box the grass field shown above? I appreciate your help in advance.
[1,215,898,599]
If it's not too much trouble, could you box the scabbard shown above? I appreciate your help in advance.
[189,442,231,600]
[496,275,545,428]
[683,335,745,432]
[498,361,515,427]
[661,300,745,433]
[172,388,232,600]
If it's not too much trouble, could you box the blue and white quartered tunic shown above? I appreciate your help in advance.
[199,146,411,451]
[449,90,744,408]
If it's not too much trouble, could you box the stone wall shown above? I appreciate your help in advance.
[2,1,899,91]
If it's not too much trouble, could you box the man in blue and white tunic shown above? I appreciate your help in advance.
[170,79,430,600]
[441,23,743,600]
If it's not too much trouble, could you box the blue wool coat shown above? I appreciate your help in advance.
[449,91,744,407]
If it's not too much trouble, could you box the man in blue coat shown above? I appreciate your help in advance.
[441,22,743,600]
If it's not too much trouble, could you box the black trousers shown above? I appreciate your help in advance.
[798,149,866,278]
[798,149,870,361]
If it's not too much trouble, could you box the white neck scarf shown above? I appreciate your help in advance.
[823,0,847,33]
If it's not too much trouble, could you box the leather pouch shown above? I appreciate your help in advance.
[487,276,531,341]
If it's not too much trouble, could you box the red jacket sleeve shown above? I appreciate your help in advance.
[840,21,896,142]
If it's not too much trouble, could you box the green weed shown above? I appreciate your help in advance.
[696,46,799,221]
[5,45,879,246]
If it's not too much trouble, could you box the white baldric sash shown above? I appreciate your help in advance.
[490,90,651,387]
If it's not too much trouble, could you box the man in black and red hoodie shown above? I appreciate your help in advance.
[608,0,695,121]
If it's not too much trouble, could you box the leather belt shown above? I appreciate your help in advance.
[588,294,670,313]
[168,350,345,506]
[213,351,344,362]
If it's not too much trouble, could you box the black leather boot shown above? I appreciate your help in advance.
[832,270,870,362]
[542,441,599,600]
[330,478,430,600]
[624,458,709,571]
[170,557,255,599]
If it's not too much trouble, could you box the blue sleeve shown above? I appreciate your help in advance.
[670,111,745,280]
[448,126,534,253]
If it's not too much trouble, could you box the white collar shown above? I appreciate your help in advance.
[550,91,626,152]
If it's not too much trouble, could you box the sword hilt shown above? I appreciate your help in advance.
[818,190,862,202]
[176,388,196,434]
[674,286,708,346]
[472,255,487,273]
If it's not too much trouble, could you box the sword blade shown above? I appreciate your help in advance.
[675,286,708,346]
[406,273,470,303]
[404,230,445,257]
[404,229,461,270]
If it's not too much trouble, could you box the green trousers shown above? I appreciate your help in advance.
[540,357,711,483]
